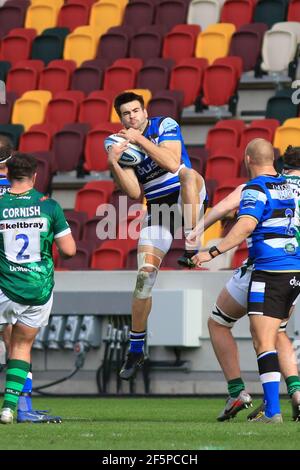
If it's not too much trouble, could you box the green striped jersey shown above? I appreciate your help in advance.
[0,188,70,305]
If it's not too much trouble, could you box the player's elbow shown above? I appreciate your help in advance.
[169,162,181,174]
[56,235,77,259]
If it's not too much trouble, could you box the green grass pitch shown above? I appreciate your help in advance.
[0,397,299,450]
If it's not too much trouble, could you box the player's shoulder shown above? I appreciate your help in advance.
[149,116,179,132]
[37,192,61,211]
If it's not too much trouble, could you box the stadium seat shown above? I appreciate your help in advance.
[272,21,300,44]
[64,210,88,240]
[38,59,76,94]
[136,64,170,95]
[89,0,124,37]
[215,118,245,135]
[30,28,69,65]
[147,90,183,121]
[123,0,155,28]
[201,220,222,247]
[84,123,122,172]
[205,178,218,207]
[70,59,108,95]
[30,0,64,8]
[186,145,208,174]
[75,181,115,219]
[78,90,113,127]
[282,117,300,128]
[81,216,109,248]
[239,126,273,153]
[57,2,90,32]
[220,0,254,29]
[129,30,163,61]
[229,29,263,73]
[160,247,185,269]
[253,0,287,28]
[206,126,239,153]
[12,90,52,131]
[213,56,243,80]
[0,123,24,148]
[187,0,220,31]
[91,246,126,270]
[205,153,240,185]
[6,60,44,96]
[45,90,84,129]
[273,125,300,155]
[231,240,249,268]
[97,29,130,63]
[65,0,96,6]
[162,25,200,64]
[56,240,91,270]
[212,177,247,205]
[25,3,60,35]
[103,59,142,95]
[169,58,207,107]
[0,91,17,124]
[1,29,36,65]
[266,89,298,124]
[63,26,99,67]
[19,123,55,152]
[261,30,297,74]
[201,63,238,111]
[250,118,280,137]
[0,3,28,40]
[125,247,138,269]
[195,23,236,64]
[288,0,300,21]
[154,0,188,32]
[52,126,86,172]
[33,153,52,194]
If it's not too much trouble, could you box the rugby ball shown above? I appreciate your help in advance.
[104,134,145,167]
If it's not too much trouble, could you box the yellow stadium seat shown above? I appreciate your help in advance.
[110,88,152,123]
[30,0,64,8]
[195,23,236,64]
[90,0,124,37]
[64,26,99,67]
[25,4,60,35]
[282,117,300,128]
[201,209,223,246]
[12,90,52,131]
[273,125,300,155]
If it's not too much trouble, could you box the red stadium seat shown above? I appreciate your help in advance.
[213,177,247,206]
[45,90,84,129]
[6,60,44,96]
[162,27,199,64]
[91,246,126,270]
[206,127,239,153]
[221,0,254,30]
[57,2,90,32]
[103,60,142,94]
[75,181,115,219]
[1,28,36,65]
[38,59,76,94]
[205,153,240,185]
[202,64,239,109]
[288,0,300,21]
[78,91,113,127]
[169,58,207,107]
[19,123,56,152]
[84,123,122,172]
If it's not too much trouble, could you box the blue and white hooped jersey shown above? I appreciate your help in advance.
[0,175,10,197]
[134,117,192,201]
[238,174,300,271]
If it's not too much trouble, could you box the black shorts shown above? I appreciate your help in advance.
[247,270,300,319]
[146,190,182,238]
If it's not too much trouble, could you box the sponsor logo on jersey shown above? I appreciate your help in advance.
[284,242,296,254]
[3,206,41,218]
[0,217,47,231]
[242,189,259,208]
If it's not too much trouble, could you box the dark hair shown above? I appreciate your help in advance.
[114,92,145,117]
[283,145,300,169]
[0,134,14,163]
[7,153,37,181]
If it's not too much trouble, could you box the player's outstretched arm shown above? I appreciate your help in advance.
[187,184,244,243]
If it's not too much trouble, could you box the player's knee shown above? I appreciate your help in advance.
[179,167,197,185]
[209,303,236,329]
[133,269,158,299]
[133,251,162,300]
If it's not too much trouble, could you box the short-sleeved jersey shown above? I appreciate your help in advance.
[238,174,300,271]
[0,174,10,196]
[0,188,70,305]
[134,117,192,201]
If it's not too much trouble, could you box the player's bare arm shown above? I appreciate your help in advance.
[108,143,141,200]
[118,128,181,174]
[192,216,257,266]
[55,233,76,259]
[187,184,245,243]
